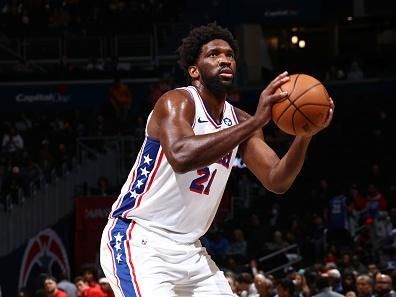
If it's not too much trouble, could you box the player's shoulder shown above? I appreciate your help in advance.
[152,87,195,121]
[159,88,194,105]
[234,107,252,123]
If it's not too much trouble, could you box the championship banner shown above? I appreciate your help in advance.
[74,196,114,271]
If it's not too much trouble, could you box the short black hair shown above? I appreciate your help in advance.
[177,23,239,79]
[278,278,295,296]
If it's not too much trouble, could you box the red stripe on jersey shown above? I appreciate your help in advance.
[230,105,239,124]
[126,221,142,297]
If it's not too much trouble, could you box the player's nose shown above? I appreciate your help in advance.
[218,54,232,66]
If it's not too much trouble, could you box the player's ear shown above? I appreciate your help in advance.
[188,65,199,79]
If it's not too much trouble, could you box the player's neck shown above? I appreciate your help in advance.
[193,82,226,121]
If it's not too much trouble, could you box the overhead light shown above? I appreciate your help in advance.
[291,36,299,44]
[298,40,306,48]
[347,16,353,21]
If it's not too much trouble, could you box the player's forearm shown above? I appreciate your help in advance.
[268,136,311,192]
[169,118,261,173]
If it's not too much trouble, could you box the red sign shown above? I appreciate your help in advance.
[74,196,114,270]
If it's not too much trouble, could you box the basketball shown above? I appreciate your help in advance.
[271,74,331,137]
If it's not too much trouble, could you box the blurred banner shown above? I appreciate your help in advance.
[0,80,154,112]
[74,196,114,272]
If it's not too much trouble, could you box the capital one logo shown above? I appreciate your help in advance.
[18,228,70,289]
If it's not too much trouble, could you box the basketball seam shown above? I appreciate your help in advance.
[294,105,322,129]
[276,74,300,123]
[275,82,322,124]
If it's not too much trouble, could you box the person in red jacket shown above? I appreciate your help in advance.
[98,278,115,297]
[44,276,69,297]
[75,276,105,297]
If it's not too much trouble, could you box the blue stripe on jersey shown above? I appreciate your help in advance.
[109,218,137,297]
[112,137,161,217]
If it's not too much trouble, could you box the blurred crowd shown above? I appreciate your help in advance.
[0,0,186,36]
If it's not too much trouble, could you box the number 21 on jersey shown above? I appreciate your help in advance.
[189,167,217,195]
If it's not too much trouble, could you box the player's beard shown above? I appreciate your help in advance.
[201,70,236,96]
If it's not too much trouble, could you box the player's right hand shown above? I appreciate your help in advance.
[254,71,290,127]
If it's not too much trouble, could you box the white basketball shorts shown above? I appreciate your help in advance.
[100,217,234,297]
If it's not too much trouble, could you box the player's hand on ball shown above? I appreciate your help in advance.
[306,97,335,137]
[318,97,335,130]
[254,71,290,127]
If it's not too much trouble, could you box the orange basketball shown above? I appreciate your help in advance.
[271,74,331,137]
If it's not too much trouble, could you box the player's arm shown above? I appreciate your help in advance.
[149,84,289,173]
[237,108,312,194]
[149,89,259,173]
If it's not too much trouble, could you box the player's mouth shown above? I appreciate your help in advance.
[218,67,234,79]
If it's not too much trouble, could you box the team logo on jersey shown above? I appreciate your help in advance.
[223,118,232,126]
[18,228,70,290]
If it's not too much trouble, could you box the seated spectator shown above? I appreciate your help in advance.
[347,61,364,80]
[356,274,375,297]
[58,272,77,297]
[254,274,274,297]
[314,275,344,297]
[225,272,239,297]
[275,278,295,297]
[235,272,257,297]
[109,78,132,123]
[75,276,105,297]
[44,276,68,297]
[90,176,114,196]
[374,274,396,297]
[342,270,357,294]
[293,273,310,297]
[98,278,114,297]
[382,232,396,263]
[227,228,248,260]
[2,126,24,154]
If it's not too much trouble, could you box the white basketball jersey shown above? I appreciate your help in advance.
[110,86,239,243]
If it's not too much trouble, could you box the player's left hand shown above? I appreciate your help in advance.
[321,97,335,129]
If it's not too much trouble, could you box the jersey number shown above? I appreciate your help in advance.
[189,167,217,195]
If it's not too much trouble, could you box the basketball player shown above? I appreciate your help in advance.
[100,23,334,297]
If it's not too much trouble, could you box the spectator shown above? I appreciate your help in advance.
[254,274,274,297]
[208,231,230,264]
[235,272,257,297]
[98,278,114,297]
[347,61,364,80]
[109,78,132,123]
[313,275,344,297]
[382,230,396,260]
[2,126,24,154]
[276,278,295,297]
[44,276,69,297]
[293,273,310,297]
[75,276,104,297]
[91,176,113,196]
[356,275,375,297]
[227,228,248,260]
[367,264,379,278]
[81,265,105,296]
[58,272,77,297]
[375,274,396,297]
[327,269,343,294]
[342,271,357,294]
[225,272,239,297]
[147,76,172,109]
